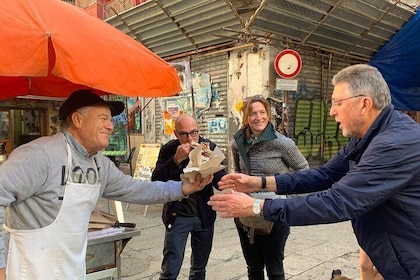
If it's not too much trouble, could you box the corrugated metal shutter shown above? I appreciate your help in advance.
[154,53,229,163]
[190,53,229,163]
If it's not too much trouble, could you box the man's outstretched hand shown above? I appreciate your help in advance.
[208,191,257,218]
[217,173,261,193]
[181,173,214,196]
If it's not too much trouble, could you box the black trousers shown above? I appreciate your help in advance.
[235,219,290,280]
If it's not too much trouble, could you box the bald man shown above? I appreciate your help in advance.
[152,115,226,280]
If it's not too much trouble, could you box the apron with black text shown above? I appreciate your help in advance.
[4,143,101,279]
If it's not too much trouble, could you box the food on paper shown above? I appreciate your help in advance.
[190,141,211,153]
[181,143,225,183]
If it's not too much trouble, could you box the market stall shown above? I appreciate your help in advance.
[86,228,140,279]
[0,0,181,278]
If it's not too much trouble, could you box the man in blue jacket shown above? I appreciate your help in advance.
[152,114,226,280]
[209,64,420,279]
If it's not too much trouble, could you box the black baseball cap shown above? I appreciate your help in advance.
[59,90,125,120]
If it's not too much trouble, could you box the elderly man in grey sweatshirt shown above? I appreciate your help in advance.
[0,90,212,280]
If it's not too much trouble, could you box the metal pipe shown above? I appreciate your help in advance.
[164,42,255,61]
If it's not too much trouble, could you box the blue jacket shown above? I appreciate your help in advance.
[151,137,225,230]
[263,105,420,279]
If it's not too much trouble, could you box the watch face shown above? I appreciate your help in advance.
[253,200,261,215]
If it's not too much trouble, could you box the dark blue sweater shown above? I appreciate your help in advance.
[264,105,420,279]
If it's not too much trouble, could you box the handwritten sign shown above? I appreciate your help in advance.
[133,143,161,181]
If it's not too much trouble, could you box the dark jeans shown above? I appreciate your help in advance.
[236,219,290,280]
[160,216,214,280]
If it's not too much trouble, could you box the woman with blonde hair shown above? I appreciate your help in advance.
[232,95,309,280]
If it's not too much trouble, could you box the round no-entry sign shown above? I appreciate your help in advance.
[274,49,302,79]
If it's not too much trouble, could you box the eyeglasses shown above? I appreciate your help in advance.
[177,130,199,139]
[330,95,365,108]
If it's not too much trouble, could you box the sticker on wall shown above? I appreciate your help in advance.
[207,117,227,134]
[160,96,193,143]
[193,72,212,118]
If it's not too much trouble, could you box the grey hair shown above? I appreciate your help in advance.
[60,114,73,129]
[332,64,391,109]
[59,107,90,129]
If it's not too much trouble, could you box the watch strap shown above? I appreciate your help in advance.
[261,176,266,191]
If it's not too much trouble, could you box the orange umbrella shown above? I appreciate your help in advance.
[0,0,181,99]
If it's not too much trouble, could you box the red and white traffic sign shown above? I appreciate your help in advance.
[274,49,302,79]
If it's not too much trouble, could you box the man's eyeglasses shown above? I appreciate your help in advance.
[330,95,365,108]
[177,130,199,139]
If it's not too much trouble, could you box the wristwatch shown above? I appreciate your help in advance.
[252,199,262,216]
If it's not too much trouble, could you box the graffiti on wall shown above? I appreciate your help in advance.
[293,97,348,161]
[273,80,348,162]
[291,81,318,102]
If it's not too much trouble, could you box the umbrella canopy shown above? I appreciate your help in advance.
[0,0,181,99]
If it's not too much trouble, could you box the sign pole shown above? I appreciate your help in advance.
[281,91,288,135]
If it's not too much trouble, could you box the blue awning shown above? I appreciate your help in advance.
[370,12,420,111]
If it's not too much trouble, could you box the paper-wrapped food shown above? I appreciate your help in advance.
[190,141,212,163]
[180,142,225,183]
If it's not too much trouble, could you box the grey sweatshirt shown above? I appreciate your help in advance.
[0,131,184,268]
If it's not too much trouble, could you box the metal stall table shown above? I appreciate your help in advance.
[86,228,140,280]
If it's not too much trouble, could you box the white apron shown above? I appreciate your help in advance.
[4,144,101,279]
